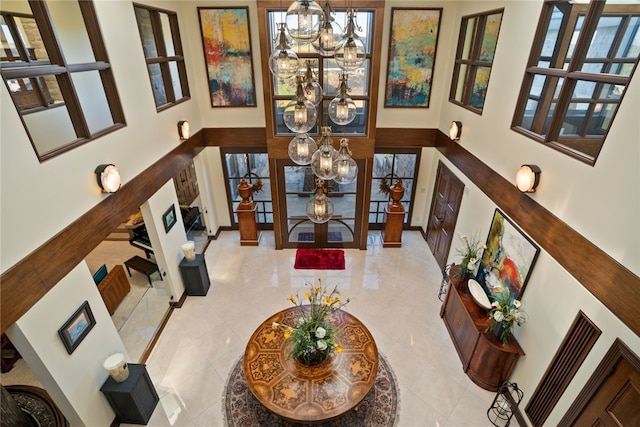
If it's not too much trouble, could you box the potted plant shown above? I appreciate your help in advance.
[486,288,527,344]
[455,233,486,279]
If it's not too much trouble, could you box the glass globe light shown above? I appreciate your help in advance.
[311,126,339,180]
[302,61,323,106]
[268,23,299,79]
[333,138,357,184]
[328,74,357,125]
[286,0,323,43]
[334,10,366,71]
[306,178,334,223]
[312,1,342,56]
[283,76,318,133]
[288,133,317,165]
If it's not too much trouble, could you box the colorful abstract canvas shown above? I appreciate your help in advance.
[385,8,442,108]
[198,7,256,107]
[476,209,540,301]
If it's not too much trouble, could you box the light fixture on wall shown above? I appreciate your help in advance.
[333,138,357,184]
[515,164,541,193]
[311,126,339,180]
[268,23,299,79]
[328,74,357,125]
[449,121,462,141]
[288,133,318,165]
[177,121,190,140]
[95,164,121,193]
[306,177,334,223]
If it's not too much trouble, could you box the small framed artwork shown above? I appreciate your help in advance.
[385,8,442,107]
[476,209,540,301]
[162,204,177,233]
[58,301,96,355]
[198,7,256,107]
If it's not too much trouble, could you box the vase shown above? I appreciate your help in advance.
[493,322,511,343]
[297,348,329,366]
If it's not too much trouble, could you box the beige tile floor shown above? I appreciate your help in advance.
[125,230,496,427]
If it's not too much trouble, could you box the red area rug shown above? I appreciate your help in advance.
[294,249,345,270]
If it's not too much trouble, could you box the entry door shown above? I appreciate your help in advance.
[278,161,363,249]
[426,161,464,269]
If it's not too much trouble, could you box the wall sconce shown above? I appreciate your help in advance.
[515,164,541,193]
[449,121,462,141]
[177,121,190,140]
[95,164,121,193]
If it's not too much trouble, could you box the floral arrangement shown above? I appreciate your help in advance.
[456,233,486,277]
[272,280,349,366]
[486,288,527,344]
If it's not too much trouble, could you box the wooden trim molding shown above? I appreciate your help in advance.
[436,131,640,337]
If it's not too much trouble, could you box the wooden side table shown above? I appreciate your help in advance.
[100,364,159,424]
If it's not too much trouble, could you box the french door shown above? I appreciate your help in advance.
[277,160,364,249]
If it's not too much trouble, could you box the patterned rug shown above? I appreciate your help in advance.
[223,353,399,426]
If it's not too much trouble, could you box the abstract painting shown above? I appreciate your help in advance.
[476,209,540,301]
[198,7,256,107]
[385,8,442,108]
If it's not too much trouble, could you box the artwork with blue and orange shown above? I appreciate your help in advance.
[476,209,540,301]
[385,8,442,108]
[199,7,256,107]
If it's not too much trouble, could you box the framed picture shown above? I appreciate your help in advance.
[58,301,96,355]
[198,7,256,107]
[163,204,177,233]
[385,8,442,107]
[476,209,540,301]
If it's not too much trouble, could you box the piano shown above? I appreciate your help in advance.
[127,222,153,258]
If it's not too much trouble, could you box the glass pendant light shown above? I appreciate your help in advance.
[283,75,318,133]
[328,74,357,125]
[333,138,357,184]
[268,23,299,79]
[334,9,366,71]
[311,126,339,180]
[286,0,323,43]
[306,178,334,223]
[312,1,342,56]
[288,133,317,165]
[302,61,323,106]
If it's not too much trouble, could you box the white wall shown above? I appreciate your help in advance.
[7,263,127,426]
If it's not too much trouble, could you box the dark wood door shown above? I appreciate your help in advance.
[426,161,464,269]
[572,357,640,426]
[173,161,198,206]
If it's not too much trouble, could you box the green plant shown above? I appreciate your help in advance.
[456,233,486,276]
[272,280,349,365]
[486,288,527,344]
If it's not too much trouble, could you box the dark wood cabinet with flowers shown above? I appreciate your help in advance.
[440,265,525,391]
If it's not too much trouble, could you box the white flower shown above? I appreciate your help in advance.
[315,327,327,339]
[491,301,500,308]
[317,340,327,351]
[460,234,469,244]
[467,258,477,270]
[493,311,504,322]
[513,300,521,308]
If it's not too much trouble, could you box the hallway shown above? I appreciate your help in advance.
[133,231,496,426]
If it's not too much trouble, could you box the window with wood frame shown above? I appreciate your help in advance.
[512,0,640,165]
[133,3,189,111]
[450,8,504,113]
[266,9,375,137]
[0,0,124,162]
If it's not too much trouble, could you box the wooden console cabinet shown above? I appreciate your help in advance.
[440,268,524,391]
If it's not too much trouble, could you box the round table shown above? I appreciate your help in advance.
[243,307,379,423]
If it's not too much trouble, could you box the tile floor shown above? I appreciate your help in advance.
[128,230,496,427]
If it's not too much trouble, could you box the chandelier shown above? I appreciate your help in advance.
[312,1,342,56]
[283,75,318,133]
[306,177,334,223]
[268,23,299,80]
[328,74,356,125]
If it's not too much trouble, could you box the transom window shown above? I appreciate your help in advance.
[133,4,189,111]
[450,9,504,113]
[512,0,640,165]
[267,9,374,136]
[0,0,124,162]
